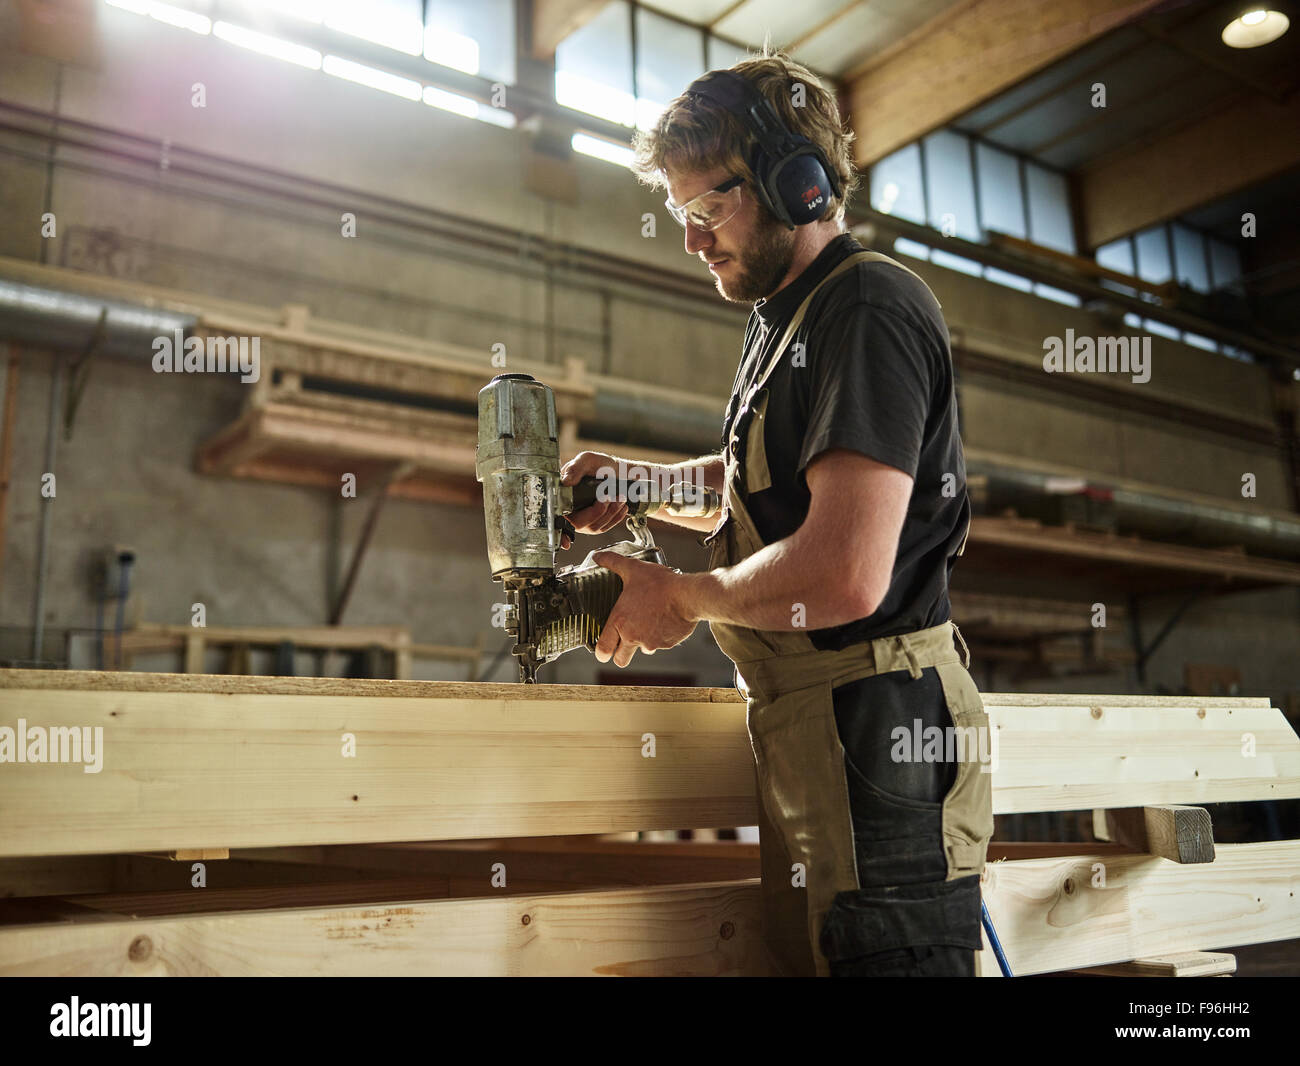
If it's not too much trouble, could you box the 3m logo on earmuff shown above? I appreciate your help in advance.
[801,184,824,212]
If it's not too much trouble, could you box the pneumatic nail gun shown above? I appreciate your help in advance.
[475,373,721,683]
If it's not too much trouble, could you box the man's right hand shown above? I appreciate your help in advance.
[559,451,636,549]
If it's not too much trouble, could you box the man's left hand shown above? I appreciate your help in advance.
[591,551,698,668]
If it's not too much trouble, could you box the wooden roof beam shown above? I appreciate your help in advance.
[1077,92,1300,250]
[845,0,1167,168]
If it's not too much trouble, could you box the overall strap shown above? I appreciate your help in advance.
[741,250,927,413]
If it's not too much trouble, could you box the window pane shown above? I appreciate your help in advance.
[426,0,516,84]
[1134,226,1172,284]
[930,249,982,276]
[635,9,705,129]
[985,267,1032,292]
[1034,282,1081,306]
[1171,224,1209,293]
[707,35,748,71]
[1025,164,1074,254]
[871,144,925,224]
[922,131,979,241]
[892,237,930,261]
[1096,237,1136,297]
[1143,317,1180,340]
[1096,238,1134,274]
[1209,239,1242,291]
[555,0,635,126]
[326,0,423,55]
[974,143,1024,239]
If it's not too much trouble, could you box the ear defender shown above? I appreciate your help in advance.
[684,70,843,230]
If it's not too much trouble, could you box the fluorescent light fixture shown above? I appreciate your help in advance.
[322,55,421,100]
[106,0,211,34]
[423,85,478,119]
[213,21,322,68]
[1222,8,1289,46]
[572,132,634,168]
[555,71,636,128]
[325,7,422,56]
[424,27,480,75]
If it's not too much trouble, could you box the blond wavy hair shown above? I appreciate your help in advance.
[631,49,859,224]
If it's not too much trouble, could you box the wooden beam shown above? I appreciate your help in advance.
[531,0,612,60]
[3,842,1295,976]
[0,880,767,976]
[846,0,1166,166]
[238,838,762,887]
[990,697,1300,813]
[1078,92,1300,249]
[1094,805,1215,863]
[979,841,1300,976]
[0,671,754,856]
[3,673,1300,855]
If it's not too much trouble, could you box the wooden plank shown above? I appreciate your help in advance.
[0,672,754,856]
[0,853,377,900]
[3,674,1299,854]
[978,841,1300,976]
[990,699,1300,813]
[1064,951,1236,977]
[846,0,1166,166]
[1100,805,1215,863]
[0,880,766,976]
[984,231,1176,299]
[969,516,1300,587]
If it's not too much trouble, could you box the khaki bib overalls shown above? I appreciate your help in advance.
[702,251,994,977]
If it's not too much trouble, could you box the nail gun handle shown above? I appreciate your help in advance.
[567,475,656,518]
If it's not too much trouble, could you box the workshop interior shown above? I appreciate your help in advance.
[0,0,1298,984]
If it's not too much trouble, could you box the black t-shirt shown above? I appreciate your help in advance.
[720,233,970,650]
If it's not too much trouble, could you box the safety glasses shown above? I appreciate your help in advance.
[665,176,745,231]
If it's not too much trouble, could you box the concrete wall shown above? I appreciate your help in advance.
[1,7,1296,704]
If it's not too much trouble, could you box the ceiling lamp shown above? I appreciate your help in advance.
[1221,8,1290,47]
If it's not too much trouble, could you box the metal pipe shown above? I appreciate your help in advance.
[968,460,1300,559]
[0,280,194,359]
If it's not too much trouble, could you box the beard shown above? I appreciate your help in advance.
[715,213,796,303]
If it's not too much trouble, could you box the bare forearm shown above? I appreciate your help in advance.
[678,524,875,632]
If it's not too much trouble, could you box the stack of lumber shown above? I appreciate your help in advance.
[0,671,1297,976]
